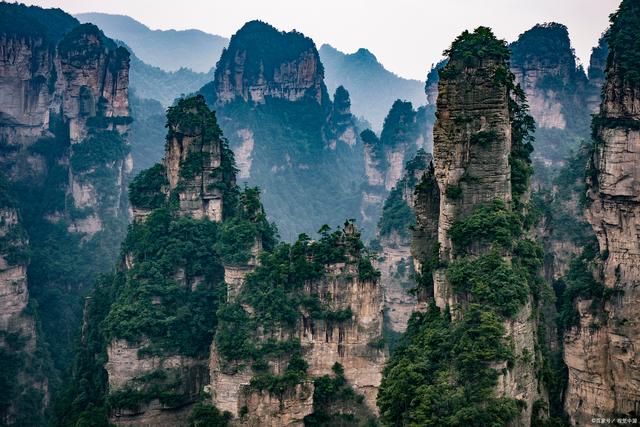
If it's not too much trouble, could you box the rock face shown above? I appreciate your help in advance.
[164,98,227,221]
[210,223,386,426]
[360,100,426,235]
[409,28,543,426]
[0,4,132,421]
[376,150,431,332]
[0,191,47,425]
[207,20,368,240]
[213,21,324,106]
[565,2,640,423]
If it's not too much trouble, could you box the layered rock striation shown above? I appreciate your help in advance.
[0,4,132,421]
[564,1,640,423]
[210,221,386,426]
[379,27,547,427]
[204,20,368,239]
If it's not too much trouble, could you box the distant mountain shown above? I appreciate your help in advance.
[76,12,227,72]
[320,44,426,130]
[126,46,215,106]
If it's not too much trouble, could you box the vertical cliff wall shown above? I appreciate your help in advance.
[564,1,640,423]
[0,177,48,425]
[210,222,385,426]
[205,20,367,240]
[379,27,548,427]
[0,4,132,421]
[375,150,430,335]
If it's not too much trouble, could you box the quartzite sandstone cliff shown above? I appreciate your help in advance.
[564,1,640,422]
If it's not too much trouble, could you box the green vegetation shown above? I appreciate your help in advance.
[218,20,320,83]
[104,208,225,356]
[448,249,529,317]
[470,130,498,147]
[304,363,370,426]
[215,187,277,265]
[360,129,385,167]
[444,185,462,200]
[377,150,429,239]
[189,403,232,426]
[128,163,168,210]
[509,80,536,202]
[510,24,576,75]
[443,26,510,67]
[380,100,418,148]
[448,199,522,252]
[58,23,116,59]
[70,130,130,172]
[377,188,413,239]
[605,0,640,84]
[378,303,520,426]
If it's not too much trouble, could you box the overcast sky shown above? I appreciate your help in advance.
[24,0,620,80]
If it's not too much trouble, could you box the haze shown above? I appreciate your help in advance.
[22,0,620,80]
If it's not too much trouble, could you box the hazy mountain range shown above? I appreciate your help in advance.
[76,12,228,72]
[320,44,427,130]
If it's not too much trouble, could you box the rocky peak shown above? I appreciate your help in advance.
[434,28,514,257]
[424,59,447,105]
[163,95,234,221]
[393,27,542,426]
[329,85,353,134]
[564,0,640,423]
[509,23,587,130]
[213,20,326,106]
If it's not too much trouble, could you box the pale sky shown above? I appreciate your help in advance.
[24,0,620,80]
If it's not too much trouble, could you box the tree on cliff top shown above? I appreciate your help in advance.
[605,0,640,84]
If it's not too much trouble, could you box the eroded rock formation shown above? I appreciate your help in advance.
[376,150,431,333]
[207,20,368,240]
[564,1,640,422]
[0,5,132,421]
[210,222,386,426]
[404,27,544,426]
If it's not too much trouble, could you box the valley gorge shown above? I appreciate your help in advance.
[0,1,639,426]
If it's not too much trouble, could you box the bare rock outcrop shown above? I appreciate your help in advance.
[213,21,324,106]
[210,223,386,425]
[408,27,544,426]
[565,2,640,422]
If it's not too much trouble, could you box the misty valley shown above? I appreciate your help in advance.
[0,1,639,426]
